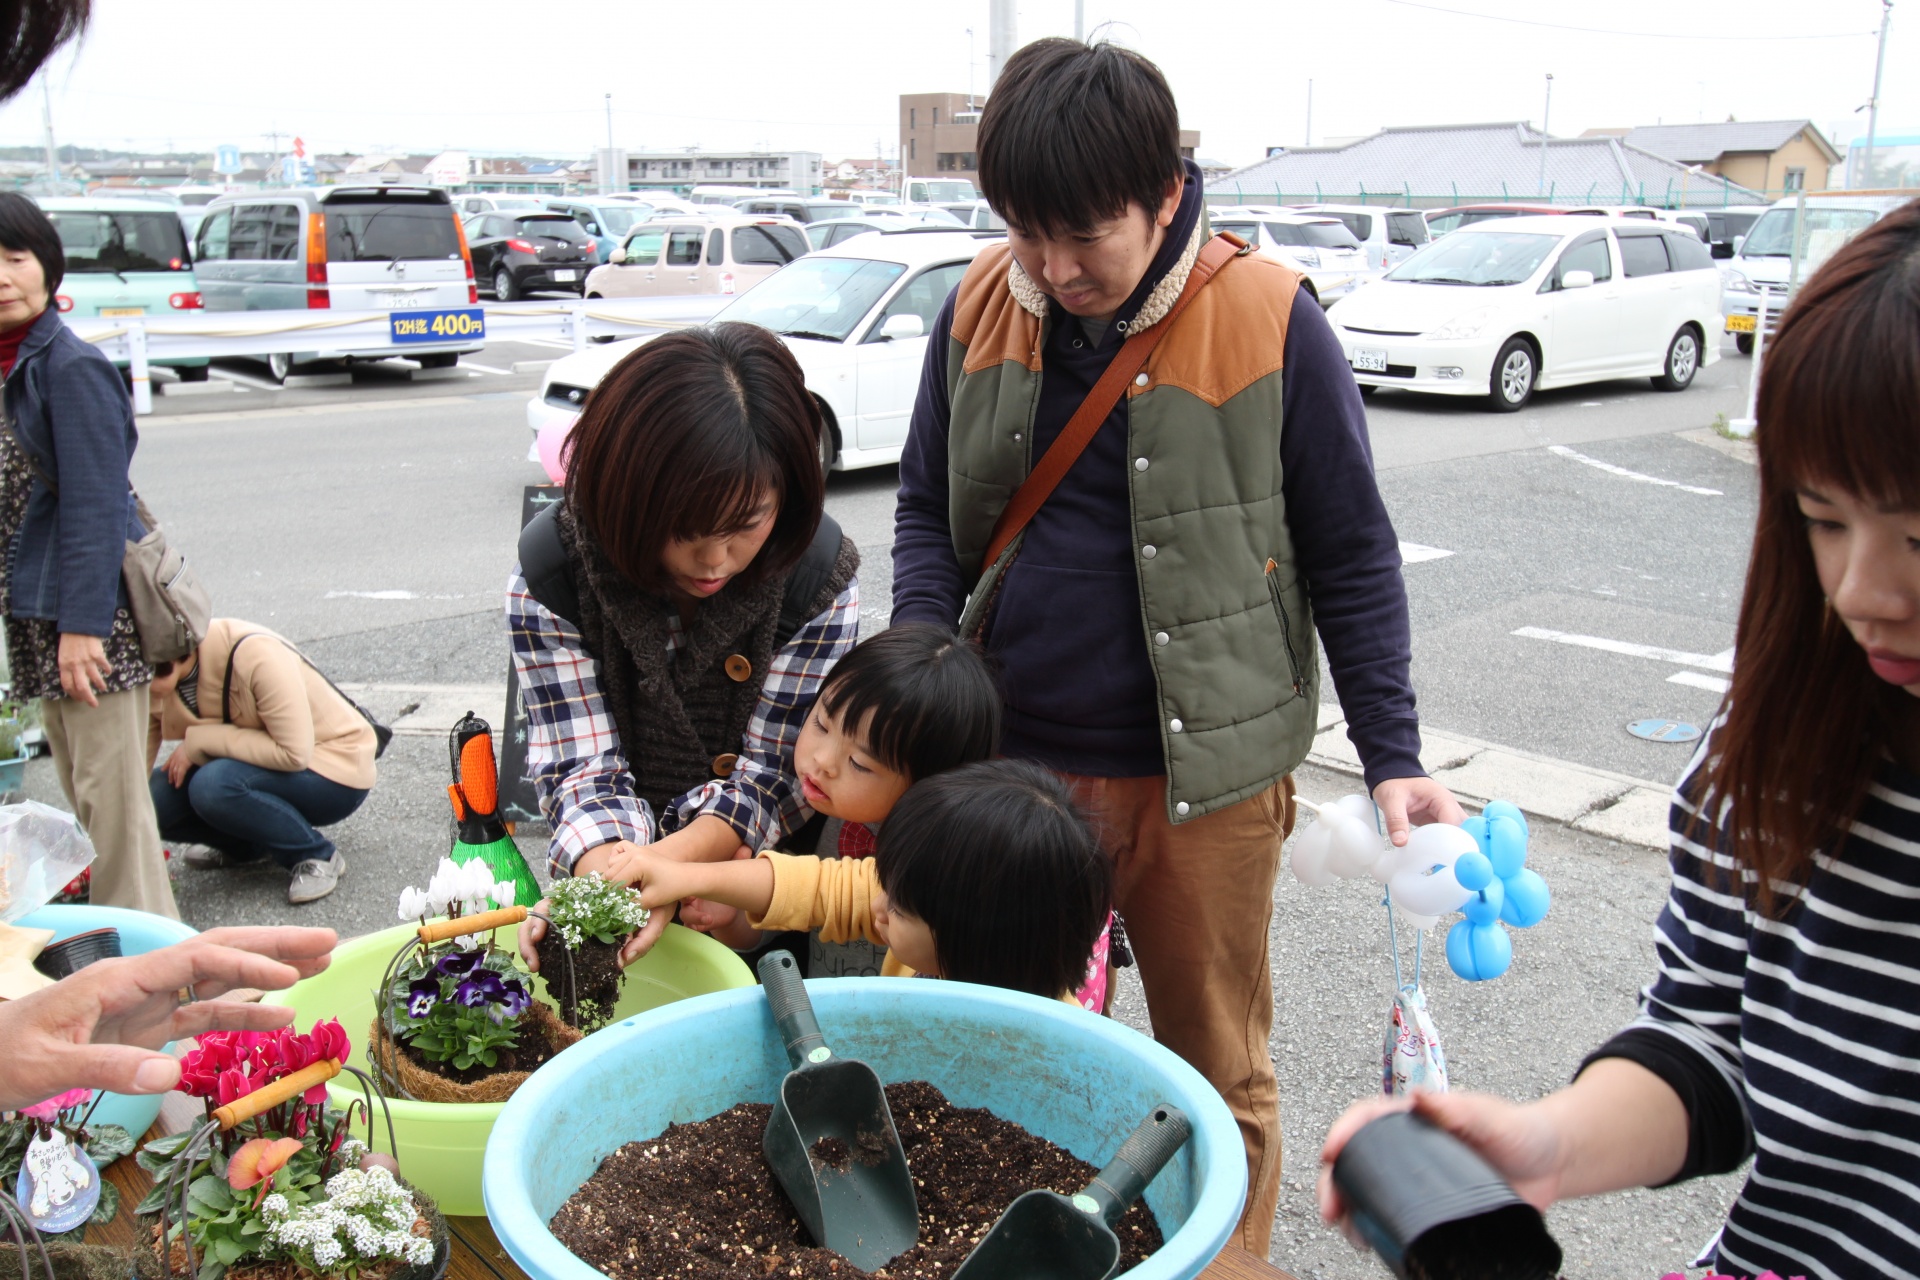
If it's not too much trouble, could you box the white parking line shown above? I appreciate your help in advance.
[1399,542,1454,564]
[454,362,513,375]
[1546,445,1722,496]
[516,338,577,351]
[1668,671,1732,693]
[1512,626,1735,672]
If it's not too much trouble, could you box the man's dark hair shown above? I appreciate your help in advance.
[818,624,1000,783]
[0,191,65,296]
[563,322,826,593]
[877,759,1110,999]
[0,0,88,104]
[977,37,1183,238]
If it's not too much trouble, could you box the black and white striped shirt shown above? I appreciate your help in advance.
[1591,739,1920,1279]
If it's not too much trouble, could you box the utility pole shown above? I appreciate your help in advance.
[604,93,615,193]
[988,0,1015,90]
[1859,0,1892,187]
[1305,79,1313,148]
[1536,73,1554,196]
[39,77,59,185]
[1074,0,1084,40]
[966,28,974,111]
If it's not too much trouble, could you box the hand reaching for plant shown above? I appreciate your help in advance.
[0,926,337,1110]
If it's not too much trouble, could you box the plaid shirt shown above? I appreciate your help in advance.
[506,567,859,877]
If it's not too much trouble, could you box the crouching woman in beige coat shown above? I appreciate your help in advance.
[147,619,376,904]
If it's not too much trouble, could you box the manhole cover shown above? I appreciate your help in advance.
[1627,719,1702,743]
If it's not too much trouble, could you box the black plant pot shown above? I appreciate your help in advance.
[34,929,122,980]
[1332,1110,1562,1280]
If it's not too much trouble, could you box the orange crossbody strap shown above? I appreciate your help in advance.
[974,233,1246,583]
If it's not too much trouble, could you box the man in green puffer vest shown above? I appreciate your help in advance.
[889,39,1464,1256]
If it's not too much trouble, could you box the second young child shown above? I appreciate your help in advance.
[618,757,1112,1002]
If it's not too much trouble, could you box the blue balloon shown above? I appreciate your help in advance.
[1481,799,1528,834]
[1453,849,1494,892]
[1462,879,1504,925]
[1499,867,1551,928]
[1460,814,1489,849]
[1487,816,1528,879]
[1447,919,1512,981]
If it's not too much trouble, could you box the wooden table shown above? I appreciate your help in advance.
[100,1095,1298,1280]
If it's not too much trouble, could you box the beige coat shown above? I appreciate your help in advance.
[148,619,377,790]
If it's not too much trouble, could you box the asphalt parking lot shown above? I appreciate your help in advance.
[21,329,1763,1277]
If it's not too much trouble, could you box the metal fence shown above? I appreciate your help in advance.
[1199,182,1900,211]
[67,294,728,416]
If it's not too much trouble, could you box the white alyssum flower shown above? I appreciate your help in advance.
[261,1165,428,1276]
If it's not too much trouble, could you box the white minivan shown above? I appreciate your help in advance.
[1721,192,1910,353]
[1293,204,1433,272]
[1327,216,1721,411]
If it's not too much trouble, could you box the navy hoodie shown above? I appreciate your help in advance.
[891,165,1424,790]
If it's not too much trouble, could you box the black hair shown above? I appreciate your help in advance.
[564,323,825,593]
[976,37,1184,238]
[817,624,999,783]
[0,190,64,298]
[876,760,1110,999]
[0,0,88,104]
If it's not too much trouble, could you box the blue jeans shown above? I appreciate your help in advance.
[149,758,368,868]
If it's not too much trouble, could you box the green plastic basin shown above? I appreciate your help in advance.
[269,921,753,1215]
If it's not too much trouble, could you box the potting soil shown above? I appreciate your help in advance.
[551,1080,1165,1279]
[534,933,626,1030]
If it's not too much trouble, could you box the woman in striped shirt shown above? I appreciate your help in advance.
[1319,199,1920,1279]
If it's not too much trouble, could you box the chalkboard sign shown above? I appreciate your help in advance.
[500,484,564,826]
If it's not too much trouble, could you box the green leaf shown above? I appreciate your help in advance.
[212,1236,247,1265]
[88,1181,122,1225]
[84,1124,136,1164]
[136,1182,175,1217]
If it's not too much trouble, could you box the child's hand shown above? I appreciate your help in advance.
[666,846,756,931]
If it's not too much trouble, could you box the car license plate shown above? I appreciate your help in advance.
[1725,314,1757,333]
[1352,347,1389,373]
[390,307,486,344]
[552,269,579,283]
[100,307,145,316]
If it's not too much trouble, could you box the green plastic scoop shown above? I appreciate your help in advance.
[757,950,919,1270]
[952,1103,1192,1280]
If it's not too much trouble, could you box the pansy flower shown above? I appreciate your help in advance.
[433,950,483,979]
[454,970,505,1008]
[405,978,440,1019]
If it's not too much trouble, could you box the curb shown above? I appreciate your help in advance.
[1306,705,1672,850]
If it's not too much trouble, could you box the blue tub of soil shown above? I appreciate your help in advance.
[15,904,197,1137]
[483,978,1246,1280]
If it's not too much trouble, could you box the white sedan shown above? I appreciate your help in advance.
[529,229,992,471]
[1325,216,1721,412]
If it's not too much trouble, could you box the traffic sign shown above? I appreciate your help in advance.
[293,136,306,159]
[280,154,304,185]
[214,144,241,175]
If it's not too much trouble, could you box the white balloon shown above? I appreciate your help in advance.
[1395,908,1441,932]
[1319,795,1382,878]
[1289,820,1340,886]
[1389,864,1471,917]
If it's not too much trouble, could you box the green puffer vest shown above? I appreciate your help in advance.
[946,234,1318,824]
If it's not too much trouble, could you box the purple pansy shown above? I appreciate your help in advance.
[434,950,484,979]
[454,969,506,1008]
[497,977,532,1017]
[406,978,439,1019]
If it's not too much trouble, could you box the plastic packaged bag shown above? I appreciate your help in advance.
[0,801,97,923]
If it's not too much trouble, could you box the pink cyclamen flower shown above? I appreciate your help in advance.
[19,1089,90,1120]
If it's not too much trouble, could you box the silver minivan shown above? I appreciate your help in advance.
[194,186,481,379]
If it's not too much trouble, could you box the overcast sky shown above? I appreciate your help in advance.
[0,0,1908,170]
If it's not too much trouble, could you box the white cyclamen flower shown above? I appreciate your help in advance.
[397,886,429,920]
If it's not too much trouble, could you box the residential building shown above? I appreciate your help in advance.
[1611,120,1840,195]
[1222,121,1767,208]
[619,149,823,196]
[899,91,1198,187]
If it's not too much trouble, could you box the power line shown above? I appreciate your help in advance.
[1378,0,1874,40]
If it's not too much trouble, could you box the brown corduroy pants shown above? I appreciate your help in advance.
[1065,773,1294,1257]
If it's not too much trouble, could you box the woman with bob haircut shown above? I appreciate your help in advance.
[509,323,858,964]
[1319,198,1920,1278]
[0,188,176,918]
